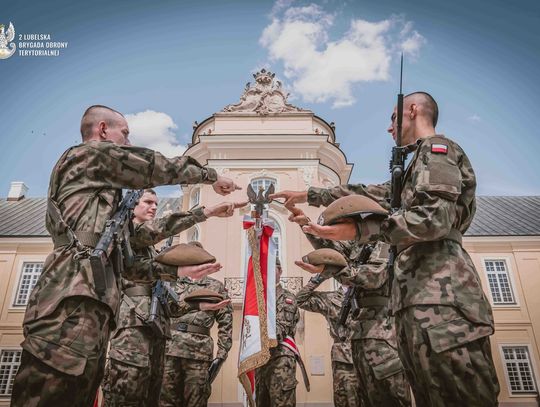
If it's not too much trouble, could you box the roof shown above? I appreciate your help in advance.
[467,196,540,236]
[0,195,538,238]
[0,197,182,237]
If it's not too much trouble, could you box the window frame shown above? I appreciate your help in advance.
[0,348,22,397]
[499,344,539,396]
[11,257,45,309]
[481,256,519,307]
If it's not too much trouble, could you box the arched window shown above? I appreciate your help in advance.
[250,177,276,194]
[271,220,281,261]
[189,188,200,209]
[187,226,200,242]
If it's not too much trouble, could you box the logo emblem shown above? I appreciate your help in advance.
[0,22,16,59]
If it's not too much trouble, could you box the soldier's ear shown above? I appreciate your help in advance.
[98,121,107,139]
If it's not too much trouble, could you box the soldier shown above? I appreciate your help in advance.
[11,105,241,407]
[272,92,500,406]
[160,273,233,407]
[255,260,301,407]
[291,206,410,407]
[296,277,363,407]
[102,189,245,406]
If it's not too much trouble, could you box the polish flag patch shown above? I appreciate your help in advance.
[431,143,448,154]
[285,298,293,304]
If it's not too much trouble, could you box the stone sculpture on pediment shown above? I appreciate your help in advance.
[222,69,309,115]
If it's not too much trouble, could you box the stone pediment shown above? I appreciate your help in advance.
[222,69,310,116]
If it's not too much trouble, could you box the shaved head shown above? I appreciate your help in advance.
[405,92,439,127]
[80,105,125,141]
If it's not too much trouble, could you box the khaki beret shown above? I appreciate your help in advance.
[155,243,216,266]
[302,248,347,268]
[183,288,224,306]
[319,195,388,226]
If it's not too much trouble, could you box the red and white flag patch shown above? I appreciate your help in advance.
[285,298,293,304]
[431,143,448,154]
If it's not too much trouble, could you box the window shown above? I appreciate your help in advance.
[502,346,537,394]
[250,178,276,194]
[189,188,200,209]
[484,260,516,305]
[187,226,199,242]
[14,262,43,306]
[0,350,21,396]
[270,220,281,261]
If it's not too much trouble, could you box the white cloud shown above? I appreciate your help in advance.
[468,114,481,122]
[125,110,186,158]
[260,4,426,108]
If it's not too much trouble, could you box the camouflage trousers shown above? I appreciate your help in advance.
[351,338,411,407]
[102,326,166,407]
[11,296,112,407]
[160,356,211,407]
[396,305,500,407]
[255,355,298,407]
[332,361,363,407]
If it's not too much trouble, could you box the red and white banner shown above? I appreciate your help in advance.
[238,216,277,406]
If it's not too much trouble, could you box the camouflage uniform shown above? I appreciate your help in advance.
[11,140,218,407]
[296,282,362,407]
[304,229,410,407]
[102,207,207,407]
[255,284,300,407]
[308,135,500,406]
[160,276,233,407]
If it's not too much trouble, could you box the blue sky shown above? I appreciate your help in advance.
[1,0,539,197]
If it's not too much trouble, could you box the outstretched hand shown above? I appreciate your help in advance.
[269,190,308,206]
[204,201,249,218]
[302,219,357,241]
[285,203,310,226]
[213,176,242,196]
[177,263,222,279]
[199,299,231,311]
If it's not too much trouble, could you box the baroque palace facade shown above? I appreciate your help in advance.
[1,71,540,406]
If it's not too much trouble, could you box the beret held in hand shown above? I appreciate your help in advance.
[302,248,347,277]
[183,288,224,306]
[155,242,216,266]
[318,195,388,226]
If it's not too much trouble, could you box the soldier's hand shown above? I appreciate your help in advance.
[302,219,357,241]
[294,260,324,274]
[269,190,308,206]
[204,201,249,218]
[177,263,222,279]
[213,176,241,196]
[199,299,231,311]
[285,204,310,226]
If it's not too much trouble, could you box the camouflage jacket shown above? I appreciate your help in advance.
[308,135,494,328]
[25,140,217,329]
[116,207,208,336]
[271,284,300,359]
[296,283,354,364]
[166,276,233,361]
[305,234,396,346]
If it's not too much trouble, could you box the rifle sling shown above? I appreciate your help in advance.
[54,231,101,249]
[397,228,462,254]
[174,322,210,336]
[124,285,152,297]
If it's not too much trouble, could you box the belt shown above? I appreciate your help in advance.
[174,323,210,336]
[397,228,462,254]
[357,296,389,308]
[54,231,101,249]
[124,285,152,297]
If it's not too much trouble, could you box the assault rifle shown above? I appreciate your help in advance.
[338,243,375,326]
[387,55,408,295]
[89,189,143,297]
[147,279,179,337]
